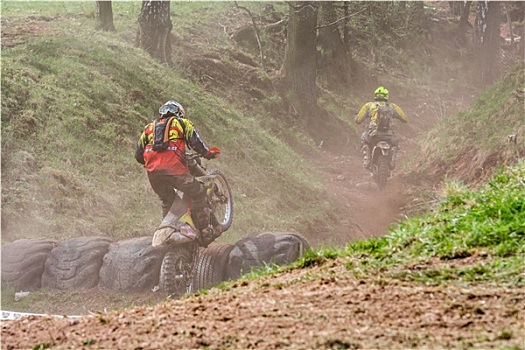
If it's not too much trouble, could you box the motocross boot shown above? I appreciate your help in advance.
[194,206,221,248]
[361,144,371,170]
[390,147,397,170]
[191,195,211,232]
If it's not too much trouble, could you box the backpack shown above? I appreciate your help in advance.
[375,103,392,132]
[152,117,176,151]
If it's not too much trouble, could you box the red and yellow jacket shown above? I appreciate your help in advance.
[135,117,210,175]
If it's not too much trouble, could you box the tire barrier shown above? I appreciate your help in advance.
[1,232,310,295]
[98,237,170,293]
[1,239,57,291]
[42,236,113,290]
[192,243,235,291]
[226,232,311,280]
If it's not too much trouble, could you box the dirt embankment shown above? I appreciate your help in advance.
[3,261,524,350]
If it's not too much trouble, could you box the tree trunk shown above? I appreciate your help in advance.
[137,0,172,64]
[282,2,318,105]
[96,1,116,32]
[521,5,525,59]
[455,1,472,46]
[475,1,501,85]
[504,4,514,47]
[318,2,350,89]
[459,1,472,30]
[281,2,351,149]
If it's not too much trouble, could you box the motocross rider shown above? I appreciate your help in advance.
[355,86,408,170]
[135,100,217,232]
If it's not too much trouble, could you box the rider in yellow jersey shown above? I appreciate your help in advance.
[355,86,408,170]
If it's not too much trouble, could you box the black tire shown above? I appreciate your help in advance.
[1,239,57,291]
[284,232,312,254]
[98,236,170,293]
[226,232,311,280]
[376,156,390,190]
[207,169,233,233]
[41,236,113,290]
[160,244,195,298]
[191,243,235,292]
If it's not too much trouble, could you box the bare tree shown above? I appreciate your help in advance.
[96,1,116,32]
[318,2,350,89]
[282,2,318,109]
[459,1,472,29]
[281,2,350,148]
[475,1,501,84]
[518,4,525,59]
[137,0,172,64]
[452,1,472,47]
[234,1,265,69]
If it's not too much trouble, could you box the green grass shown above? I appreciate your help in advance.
[1,1,95,16]
[405,61,525,174]
[0,3,344,244]
[294,163,525,286]
[238,162,524,287]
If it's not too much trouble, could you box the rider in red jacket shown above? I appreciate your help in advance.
[135,100,217,231]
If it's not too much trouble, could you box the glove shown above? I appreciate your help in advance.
[204,150,217,160]
[204,147,221,160]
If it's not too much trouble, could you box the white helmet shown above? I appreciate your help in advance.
[159,100,185,118]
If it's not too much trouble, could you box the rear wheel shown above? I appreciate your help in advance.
[192,243,235,292]
[206,169,233,233]
[377,156,390,190]
[160,244,195,298]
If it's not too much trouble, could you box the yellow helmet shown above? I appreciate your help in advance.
[374,86,389,101]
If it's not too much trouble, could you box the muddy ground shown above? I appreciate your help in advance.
[3,261,525,349]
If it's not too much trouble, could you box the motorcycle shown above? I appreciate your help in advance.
[151,147,233,297]
[370,139,394,190]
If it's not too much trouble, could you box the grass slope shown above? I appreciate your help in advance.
[405,62,525,182]
[1,2,523,255]
[289,162,524,287]
[1,10,341,244]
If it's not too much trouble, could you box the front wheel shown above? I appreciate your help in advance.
[206,169,234,233]
[160,244,195,298]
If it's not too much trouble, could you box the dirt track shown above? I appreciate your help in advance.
[3,261,524,350]
[3,8,524,350]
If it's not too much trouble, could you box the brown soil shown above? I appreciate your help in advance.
[304,148,409,248]
[3,261,525,350]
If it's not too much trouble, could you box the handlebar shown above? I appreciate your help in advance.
[185,147,221,161]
